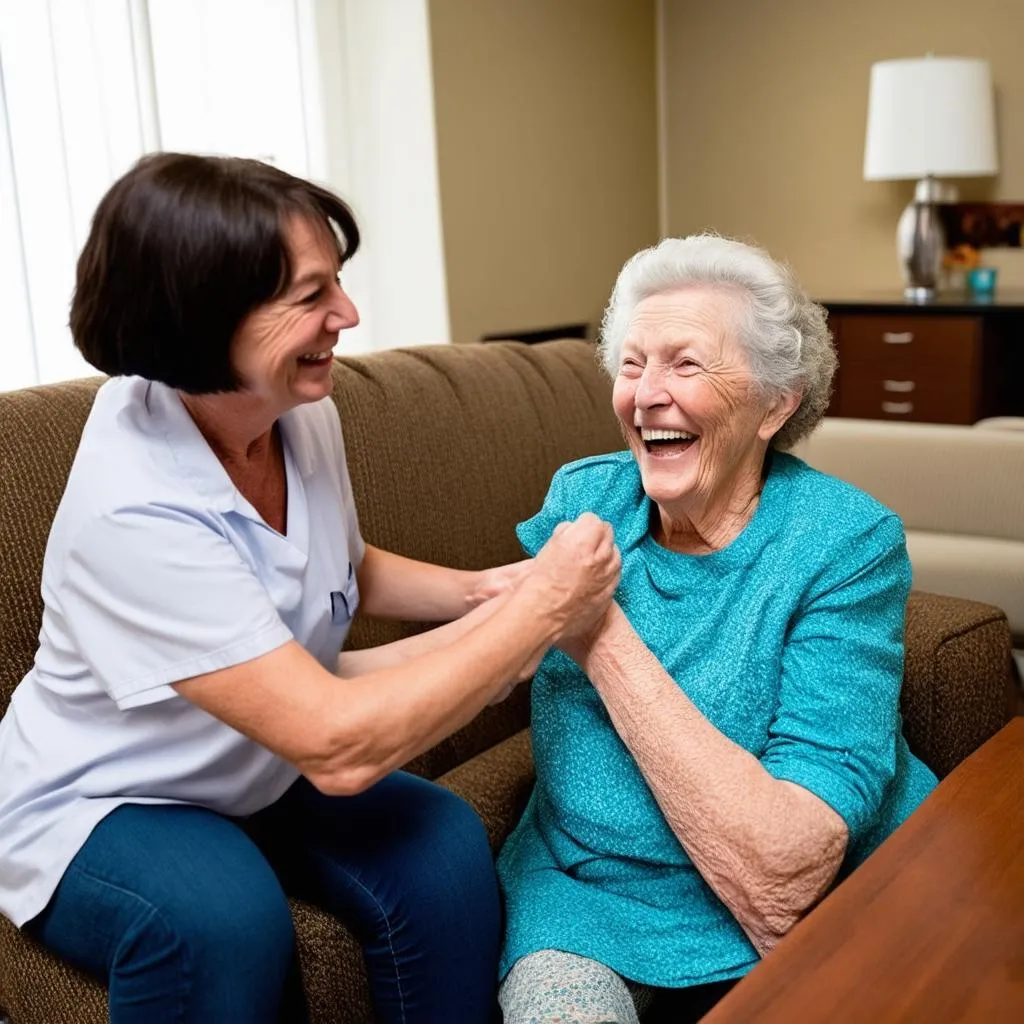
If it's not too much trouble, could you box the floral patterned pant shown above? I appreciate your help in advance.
[499,949,653,1024]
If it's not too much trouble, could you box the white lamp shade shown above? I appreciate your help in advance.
[863,57,999,180]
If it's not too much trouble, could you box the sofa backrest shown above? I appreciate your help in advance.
[1,376,104,710]
[793,417,1024,541]
[330,340,623,773]
[794,417,1024,643]
[0,340,623,776]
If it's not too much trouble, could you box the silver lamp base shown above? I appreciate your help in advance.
[896,176,946,302]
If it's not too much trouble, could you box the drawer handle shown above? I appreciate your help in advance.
[882,331,914,344]
[882,379,916,393]
[881,401,914,414]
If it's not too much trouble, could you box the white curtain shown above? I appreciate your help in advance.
[0,0,449,392]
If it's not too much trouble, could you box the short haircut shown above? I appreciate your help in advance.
[70,153,360,394]
[599,235,836,449]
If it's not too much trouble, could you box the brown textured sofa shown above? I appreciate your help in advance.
[0,339,1014,1024]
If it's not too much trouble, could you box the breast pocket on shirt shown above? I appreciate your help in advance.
[330,562,360,625]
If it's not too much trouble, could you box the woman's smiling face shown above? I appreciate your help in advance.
[611,286,796,531]
[229,215,359,414]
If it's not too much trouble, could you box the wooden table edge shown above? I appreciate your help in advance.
[701,718,1024,1022]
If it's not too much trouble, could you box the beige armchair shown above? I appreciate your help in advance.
[793,418,1024,678]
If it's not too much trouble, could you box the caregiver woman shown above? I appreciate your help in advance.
[0,153,620,1024]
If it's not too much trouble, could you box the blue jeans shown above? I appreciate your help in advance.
[24,773,501,1023]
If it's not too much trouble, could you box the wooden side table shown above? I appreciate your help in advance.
[703,717,1024,1023]
[820,292,1024,425]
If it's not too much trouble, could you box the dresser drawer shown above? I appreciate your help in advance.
[821,298,1024,426]
[836,315,981,374]
[838,367,977,424]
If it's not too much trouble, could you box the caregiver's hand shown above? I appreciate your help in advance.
[526,514,620,641]
[466,558,534,609]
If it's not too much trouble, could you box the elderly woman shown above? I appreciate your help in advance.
[496,236,938,1024]
[0,153,620,1024]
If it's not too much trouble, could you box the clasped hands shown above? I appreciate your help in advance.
[470,514,621,700]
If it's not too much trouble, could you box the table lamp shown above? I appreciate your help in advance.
[863,56,999,301]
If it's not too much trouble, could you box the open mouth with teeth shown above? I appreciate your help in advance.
[297,350,333,367]
[640,427,699,457]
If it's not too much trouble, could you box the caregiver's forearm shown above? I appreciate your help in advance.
[355,544,482,621]
[336,592,511,677]
[580,604,847,956]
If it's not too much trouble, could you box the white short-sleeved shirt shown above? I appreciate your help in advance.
[0,377,364,927]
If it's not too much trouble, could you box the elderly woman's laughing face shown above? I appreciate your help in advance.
[612,286,798,535]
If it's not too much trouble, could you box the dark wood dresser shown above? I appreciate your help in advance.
[819,292,1024,424]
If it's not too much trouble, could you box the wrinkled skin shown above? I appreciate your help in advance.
[612,286,799,554]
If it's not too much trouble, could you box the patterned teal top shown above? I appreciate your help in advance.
[497,450,937,988]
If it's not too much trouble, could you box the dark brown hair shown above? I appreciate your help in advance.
[70,153,360,393]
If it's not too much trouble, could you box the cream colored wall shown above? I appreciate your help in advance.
[428,0,659,344]
[662,0,1024,295]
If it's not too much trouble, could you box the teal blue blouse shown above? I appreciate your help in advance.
[497,450,937,988]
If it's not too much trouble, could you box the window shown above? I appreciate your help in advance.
[0,0,449,392]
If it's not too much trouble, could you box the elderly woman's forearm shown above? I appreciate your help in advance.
[582,608,847,951]
[681,780,847,955]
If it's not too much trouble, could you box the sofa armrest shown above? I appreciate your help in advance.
[435,729,534,852]
[903,591,1014,778]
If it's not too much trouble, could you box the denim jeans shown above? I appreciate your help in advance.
[24,772,502,1023]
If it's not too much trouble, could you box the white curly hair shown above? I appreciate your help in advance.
[598,234,836,450]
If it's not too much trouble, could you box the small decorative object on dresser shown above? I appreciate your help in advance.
[967,265,999,298]
[820,292,1024,424]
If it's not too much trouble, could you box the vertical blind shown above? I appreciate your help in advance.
[0,0,450,393]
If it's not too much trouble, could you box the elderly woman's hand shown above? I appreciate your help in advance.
[555,602,619,667]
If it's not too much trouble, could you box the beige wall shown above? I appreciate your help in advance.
[662,0,1024,295]
[429,0,659,344]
